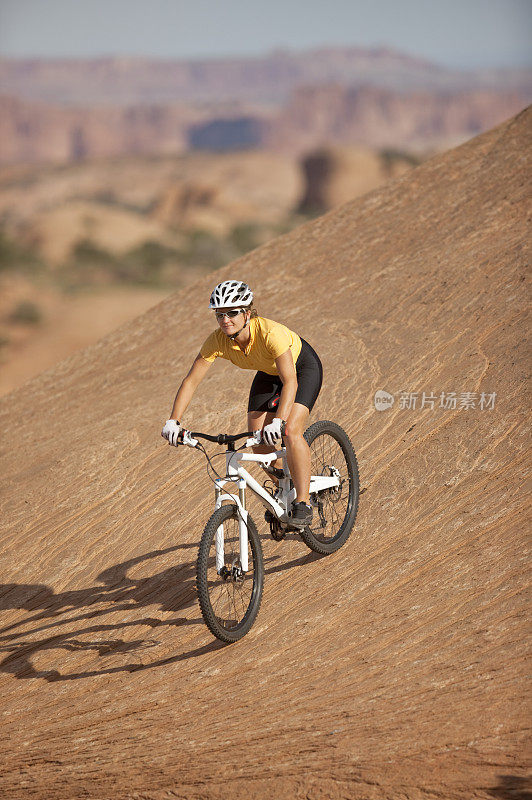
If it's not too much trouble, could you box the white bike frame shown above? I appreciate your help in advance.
[182,430,340,573]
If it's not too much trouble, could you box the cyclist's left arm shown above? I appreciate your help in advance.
[275,349,297,420]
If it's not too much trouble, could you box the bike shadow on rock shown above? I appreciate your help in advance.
[0,543,213,682]
[0,533,315,682]
[264,548,326,575]
[487,775,532,800]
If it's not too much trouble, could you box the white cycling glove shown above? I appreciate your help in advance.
[161,419,182,446]
[262,417,285,447]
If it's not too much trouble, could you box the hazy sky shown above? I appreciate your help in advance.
[1,0,531,68]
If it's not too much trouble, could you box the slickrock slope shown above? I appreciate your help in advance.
[0,109,530,799]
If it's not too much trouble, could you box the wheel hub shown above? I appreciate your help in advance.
[231,560,245,583]
[219,563,245,583]
[326,466,343,500]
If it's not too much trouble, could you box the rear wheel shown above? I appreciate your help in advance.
[196,505,264,643]
[301,420,359,554]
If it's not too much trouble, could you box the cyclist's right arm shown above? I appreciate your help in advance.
[169,353,212,424]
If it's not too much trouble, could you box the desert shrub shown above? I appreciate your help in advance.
[64,239,121,287]
[229,223,264,254]
[178,229,235,271]
[0,229,43,273]
[69,238,188,287]
[380,149,422,170]
[9,300,42,325]
[121,240,182,286]
[72,239,117,266]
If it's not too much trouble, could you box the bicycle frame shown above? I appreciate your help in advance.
[211,440,340,574]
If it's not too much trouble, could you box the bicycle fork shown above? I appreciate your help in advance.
[214,477,249,573]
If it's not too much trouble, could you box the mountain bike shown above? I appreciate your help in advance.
[178,420,359,643]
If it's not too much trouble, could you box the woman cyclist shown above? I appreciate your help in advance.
[161,280,323,528]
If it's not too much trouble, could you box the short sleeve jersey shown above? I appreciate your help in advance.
[200,316,302,375]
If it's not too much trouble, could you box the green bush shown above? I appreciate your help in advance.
[177,229,236,272]
[380,149,422,170]
[229,223,262,254]
[72,239,117,267]
[0,230,43,273]
[9,300,42,325]
[121,240,182,286]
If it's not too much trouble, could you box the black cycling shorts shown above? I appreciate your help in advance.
[247,338,323,414]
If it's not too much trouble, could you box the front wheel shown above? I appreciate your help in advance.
[196,505,264,643]
[301,420,360,555]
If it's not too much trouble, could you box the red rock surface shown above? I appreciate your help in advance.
[0,109,529,798]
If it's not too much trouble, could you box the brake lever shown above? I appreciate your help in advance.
[181,429,199,448]
[245,430,262,448]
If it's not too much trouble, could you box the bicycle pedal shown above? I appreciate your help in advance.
[286,522,306,532]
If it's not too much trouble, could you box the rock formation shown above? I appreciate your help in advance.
[297,145,415,212]
[270,84,532,154]
[1,82,530,165]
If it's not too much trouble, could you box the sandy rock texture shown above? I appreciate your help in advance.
[0,109,530,799]
[0,277,169,397]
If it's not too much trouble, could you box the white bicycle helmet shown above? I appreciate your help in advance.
[209,280,253,309]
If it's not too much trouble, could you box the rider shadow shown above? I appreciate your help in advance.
[0,526,323,682]
[486,775,532,799]
[0,542,216,682]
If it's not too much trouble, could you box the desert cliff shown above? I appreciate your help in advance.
[1,85,529,165]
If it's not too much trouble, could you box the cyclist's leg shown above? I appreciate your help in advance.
[248,372,284,473]
[283,340,322,505]
[284,403,311,503]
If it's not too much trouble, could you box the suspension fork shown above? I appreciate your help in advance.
[214,478,249,573]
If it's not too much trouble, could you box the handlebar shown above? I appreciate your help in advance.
[179,429,262,448]
[190,430,255,445]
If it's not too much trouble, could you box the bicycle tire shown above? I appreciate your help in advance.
[301,420,360,555]
[196,504,264,643]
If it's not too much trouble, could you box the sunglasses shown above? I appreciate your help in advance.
[215,309,244,320]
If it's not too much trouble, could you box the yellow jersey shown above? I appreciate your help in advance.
[200,316,302,376]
